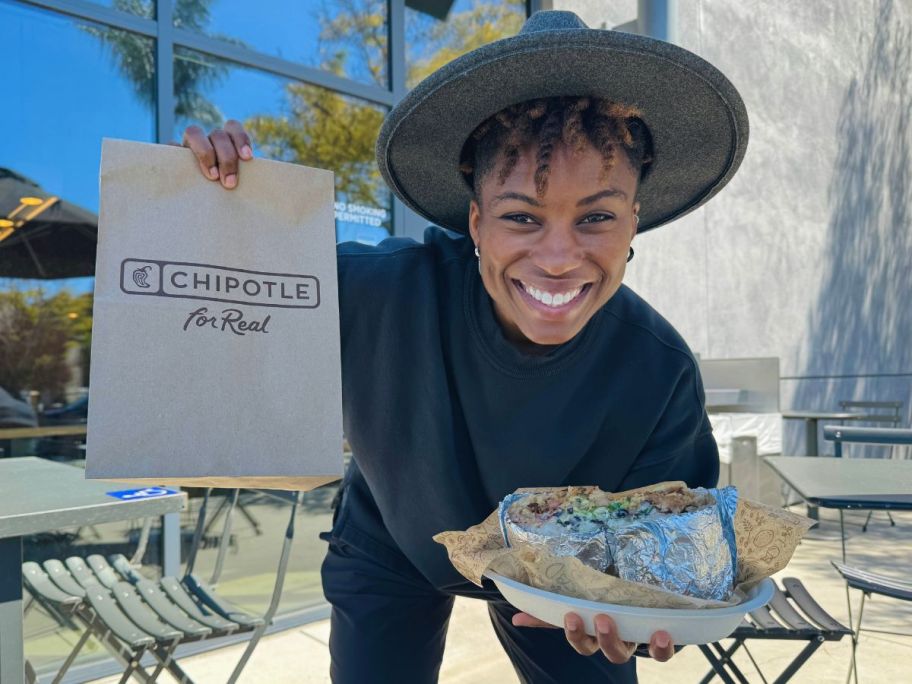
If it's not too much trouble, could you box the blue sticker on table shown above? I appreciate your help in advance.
[106,487,179,500]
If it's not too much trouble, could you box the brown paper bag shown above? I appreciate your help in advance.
[85,139,343,490]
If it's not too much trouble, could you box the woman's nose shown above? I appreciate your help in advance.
[533,225,583,276]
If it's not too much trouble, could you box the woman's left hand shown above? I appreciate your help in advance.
[512,611,675,663]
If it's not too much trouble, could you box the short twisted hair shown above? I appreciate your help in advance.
[459,96,654,203]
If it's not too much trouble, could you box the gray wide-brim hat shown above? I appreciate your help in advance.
[376,10,749,234]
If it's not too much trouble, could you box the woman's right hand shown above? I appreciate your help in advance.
[176,120,254,190]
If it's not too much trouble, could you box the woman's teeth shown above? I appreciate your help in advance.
[520,282,584,308]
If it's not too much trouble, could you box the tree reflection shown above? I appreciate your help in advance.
[311,0,526,88]
[246,88,386,208]
[0,289,93,401]
[249,0,524,208]
[405,0,524,87]
[82,0,525,212]
[81,0,241,128]
[315,0,388,87]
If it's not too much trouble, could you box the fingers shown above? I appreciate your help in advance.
[563,613,600,656]
[208,128,239,189]
[515,611,671,665]
[182,125,220,182]
[647,630,675,662]
[511,612,557,629]
[593,614,637,664]
[511,611,599,656]
[180,121,254,189]
[224,119,254,160]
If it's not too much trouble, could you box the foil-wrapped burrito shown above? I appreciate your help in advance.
[499,483,739,601]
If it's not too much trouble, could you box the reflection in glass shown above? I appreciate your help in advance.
[173,0,388,87]
[182,489,338,616]
[174,47,392,242]
[0,1,156,218]
[82,0,155,18]
[1,2,155,672]
[0,289,92,412]
[405,0,526,89]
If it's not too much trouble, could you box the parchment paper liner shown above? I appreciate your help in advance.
[434,481,813,609]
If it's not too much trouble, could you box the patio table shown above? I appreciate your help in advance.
[763,456,912,561]
[0,457,186,684]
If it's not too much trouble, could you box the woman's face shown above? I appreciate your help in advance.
[469,141,640,348]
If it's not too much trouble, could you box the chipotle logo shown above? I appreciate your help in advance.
[120,259,320,336]
[120,259,319,308]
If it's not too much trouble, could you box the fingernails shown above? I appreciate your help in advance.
[241,145,253,159]
[596,617,610,636]
[564,616,578,633]
[655,634,670,648]
[224,174,237,188]
[208,166,219,179]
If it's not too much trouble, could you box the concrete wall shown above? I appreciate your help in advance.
[555,0,912,454]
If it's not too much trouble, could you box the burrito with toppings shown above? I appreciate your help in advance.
[499,482,739,601]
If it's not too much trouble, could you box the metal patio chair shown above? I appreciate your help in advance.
[832,561,912,684]
[22,559,186,683]
[698,577,851,684]
[837,400,903,428]
[22,487,301,683]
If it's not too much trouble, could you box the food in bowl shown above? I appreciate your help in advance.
[499,483,738,601]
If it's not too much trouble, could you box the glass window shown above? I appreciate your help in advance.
[83,0,155,19]
[0,0,153,408]
[174,47,392,244]
[405,0,526,89]
[180,488,339,619]
[1,2,154,671]
[173,0,388,88]
[0,1,156,220]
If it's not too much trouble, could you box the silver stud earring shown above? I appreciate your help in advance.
[474,245,481,274]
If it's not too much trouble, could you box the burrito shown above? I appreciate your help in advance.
[499,483,739,601]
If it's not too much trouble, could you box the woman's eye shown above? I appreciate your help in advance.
[503,214,537,225]
[580,213,615,224]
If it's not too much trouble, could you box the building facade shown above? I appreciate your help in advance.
[558,0,912,454]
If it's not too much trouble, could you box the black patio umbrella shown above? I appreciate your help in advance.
[0,167,98,279]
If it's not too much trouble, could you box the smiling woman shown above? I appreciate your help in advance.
[175,9,748,683]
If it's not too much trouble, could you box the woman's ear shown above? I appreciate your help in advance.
[632,201,641,238]
[469,199,481,246]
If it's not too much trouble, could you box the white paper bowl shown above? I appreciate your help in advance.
[484,572,774,645]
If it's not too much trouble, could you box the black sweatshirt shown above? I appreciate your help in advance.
[333,227,719,593]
